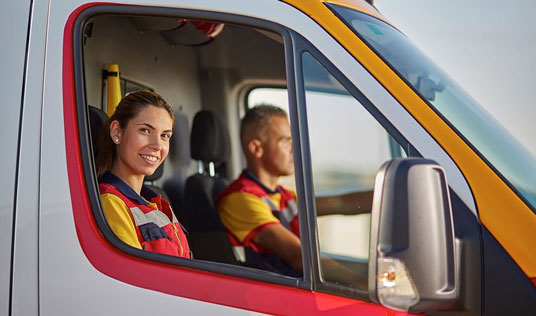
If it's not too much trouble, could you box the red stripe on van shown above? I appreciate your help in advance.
[63,3,411,315]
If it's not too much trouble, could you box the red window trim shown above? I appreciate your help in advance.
[62,3,408,315]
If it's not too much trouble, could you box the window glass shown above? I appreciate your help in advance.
[302,52,405,290]
[247,87,288,112]
[331,4,536,211]
[247,87,296,190]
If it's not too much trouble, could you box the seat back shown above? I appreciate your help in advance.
[163,112,191,225]
[144,164,168,200]
[88,105,108,162]
[184,110,238,264]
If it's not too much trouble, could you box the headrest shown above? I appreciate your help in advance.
[168,111,190,166]
[88,106,108,157]
[145,163,164,182]
[190,110,229,164]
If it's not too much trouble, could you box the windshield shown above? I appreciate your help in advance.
[329,4,536,211]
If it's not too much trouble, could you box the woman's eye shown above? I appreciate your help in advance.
[140,128,149,134]
[161,133,171,140]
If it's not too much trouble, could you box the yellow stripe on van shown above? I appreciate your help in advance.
[283,0,536,277]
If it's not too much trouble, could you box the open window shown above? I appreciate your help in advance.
[74,4,315,290]
[64,3,485,314]
[71,2,445,307]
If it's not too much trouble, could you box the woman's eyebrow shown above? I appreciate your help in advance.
[137,122,173,133]
[137,122,155,130]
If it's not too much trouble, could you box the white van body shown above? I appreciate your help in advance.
[2,0,535,315]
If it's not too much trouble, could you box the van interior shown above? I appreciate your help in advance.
[81,10,395,289]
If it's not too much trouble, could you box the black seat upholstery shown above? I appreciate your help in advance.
[163,112,191,226]
[144,164,169,201]
[88,105,108,162]
[183,110,238,264]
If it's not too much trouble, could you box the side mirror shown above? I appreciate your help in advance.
[369,158,458,312]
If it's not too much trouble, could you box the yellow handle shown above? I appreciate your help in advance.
[106,64,122,117]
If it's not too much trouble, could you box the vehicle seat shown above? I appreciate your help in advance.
[163,112,191,226]
[88,105,108,162]
[144,164,169,200]
[183,110,239,264]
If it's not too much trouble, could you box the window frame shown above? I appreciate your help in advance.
[288,30,417,300]
[72,3,310,291]
[64,2,480,309]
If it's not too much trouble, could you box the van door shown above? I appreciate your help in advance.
[0,0,32,315]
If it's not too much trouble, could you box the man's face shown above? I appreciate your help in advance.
[260,115,294,177]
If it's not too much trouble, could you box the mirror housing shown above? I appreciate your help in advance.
[369,158,458,312]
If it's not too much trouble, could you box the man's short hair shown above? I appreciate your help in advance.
[240,104,288,152]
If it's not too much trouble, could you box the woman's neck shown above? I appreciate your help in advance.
[110,165,144,195]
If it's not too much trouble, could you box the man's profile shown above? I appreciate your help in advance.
[218,105,372,278]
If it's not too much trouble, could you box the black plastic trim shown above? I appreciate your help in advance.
[284,30,315,286]
[73,4,311,291]
[326,2,536,216]
[482,227,536,315]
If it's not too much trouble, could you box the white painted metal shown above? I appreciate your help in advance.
[1,0,477,314]
[38,0,273,314]
[11,0,50,314]
[0,0,32,314]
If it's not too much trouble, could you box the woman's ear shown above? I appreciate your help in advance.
[109,120,122,144]
[247,139,263,159]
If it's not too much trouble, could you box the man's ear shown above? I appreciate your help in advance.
[247,139,263,159]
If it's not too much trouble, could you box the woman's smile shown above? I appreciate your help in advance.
[140,153,159,164]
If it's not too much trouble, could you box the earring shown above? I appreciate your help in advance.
[115,138,119,143]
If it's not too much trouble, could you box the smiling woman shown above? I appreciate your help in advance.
[96,90,191,258]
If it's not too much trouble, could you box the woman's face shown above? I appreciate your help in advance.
[111,105,173,178]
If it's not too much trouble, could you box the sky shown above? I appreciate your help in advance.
[375,0,536,156]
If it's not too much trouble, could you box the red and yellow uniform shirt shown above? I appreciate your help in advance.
[218,170,300,276]
[99,171,190,259]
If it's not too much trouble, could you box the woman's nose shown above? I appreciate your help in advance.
[149,135,163,150]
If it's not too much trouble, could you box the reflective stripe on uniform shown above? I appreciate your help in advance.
[232,246,246,263]
[280,200,298,223]
[130,206,176,228]
[261,196,279,211]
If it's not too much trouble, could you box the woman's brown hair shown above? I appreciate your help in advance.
[95,90,175,179]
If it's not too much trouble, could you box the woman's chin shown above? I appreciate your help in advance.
[140,167,159,177]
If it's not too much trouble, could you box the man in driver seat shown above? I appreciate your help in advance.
[217,105,372,277]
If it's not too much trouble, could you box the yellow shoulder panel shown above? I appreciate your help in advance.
[100,193,142,249]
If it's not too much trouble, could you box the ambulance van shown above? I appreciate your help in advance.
[2,0,535,314]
